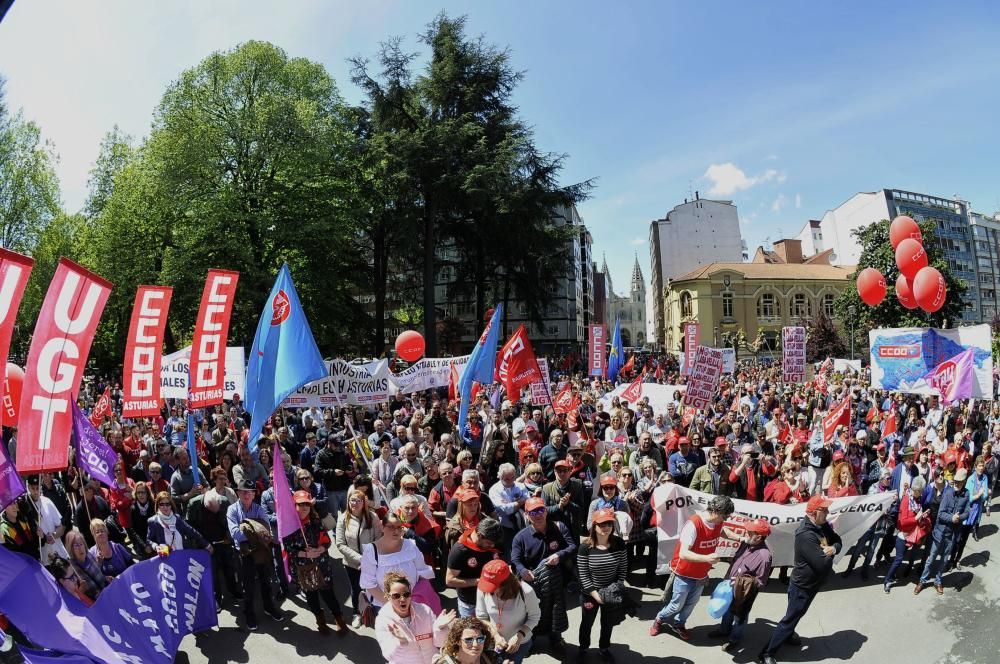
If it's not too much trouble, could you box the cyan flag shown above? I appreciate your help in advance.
[245,264,327,450]
[607,315,623,381]
[186,411,202,485]
[458,304,503,430]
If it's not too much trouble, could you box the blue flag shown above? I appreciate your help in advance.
[458,304,503,431]
[607,315,623,381]
[185,411,203,485]
[245,264,327,449]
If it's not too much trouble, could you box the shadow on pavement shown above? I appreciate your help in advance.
[722,624,867,663]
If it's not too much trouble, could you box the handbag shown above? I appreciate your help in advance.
[357,592,376,628]
[297,559,325,592]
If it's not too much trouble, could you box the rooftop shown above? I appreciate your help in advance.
[672,262,856,282]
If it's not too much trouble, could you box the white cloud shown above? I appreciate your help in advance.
[771,194,789,213]
[630,236,645,245]
[795,193,802,208]
[703,162,786,196]
[741,212,758,226]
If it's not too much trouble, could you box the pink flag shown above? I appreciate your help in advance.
[272,455,300,541]
[924,348,976,405]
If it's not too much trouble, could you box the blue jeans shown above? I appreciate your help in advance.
[506,638,532,664]
[919,534,954,586]
[656,574,704,626]
[884,537,907,585]
[719,609,747,644]
[327,490,348,525]
[457,598,476,617]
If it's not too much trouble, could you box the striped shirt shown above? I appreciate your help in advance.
[576,538,627,593]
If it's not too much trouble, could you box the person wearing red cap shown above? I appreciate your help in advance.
[541,459,587,538]
[446,517,502,617]
[758,495,841,664]
[283,490,348,636]
[475,560,540,664]
[509,496,576,658]
[710,519,773,652]
[576,508,628,663]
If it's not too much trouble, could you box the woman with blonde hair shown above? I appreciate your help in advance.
[825,461,858,498]
[517,462,546,496]
[89,518,134,578]
[475,560,539,664]
[374,571,453,664]
[336,487,384,627]
[64,529,107,602]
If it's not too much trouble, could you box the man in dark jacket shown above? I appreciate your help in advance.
[312,436,355,523]
[187,492,242,608]
[759,495,842,664]
[915,468,971,595]
[541,460,587,537]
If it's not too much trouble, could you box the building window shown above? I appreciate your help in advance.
[791,293,811,318]
[722,292,733,318]
[680,292,692,318]
[757,293,779,318]
[822,294,835,317]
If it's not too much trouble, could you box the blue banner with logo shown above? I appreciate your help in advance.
[868,324,992,397]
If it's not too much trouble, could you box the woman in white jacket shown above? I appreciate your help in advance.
[375,572,454,664]
[475,560,540,664]
[336,489,384,626]
[361,513,435,609]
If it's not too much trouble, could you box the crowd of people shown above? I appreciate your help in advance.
[1,353,997,663]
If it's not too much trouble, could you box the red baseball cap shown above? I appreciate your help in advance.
[293,490,314,505]
[554,459,572,470]
[592,508,616,524]
[714,436,728,448]
[744,519,772,537]
[454,487,480,502]
[806,495,833,513]
[525,497,546,512]
[678,436,691,446]
[478,560,512,593]
[599,475,618,488]
[832,450,845,462]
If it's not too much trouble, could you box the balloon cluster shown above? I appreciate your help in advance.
[856,215,947,313]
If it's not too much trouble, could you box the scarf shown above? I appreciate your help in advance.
[153,512,183,550]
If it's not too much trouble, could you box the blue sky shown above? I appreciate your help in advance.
[2,0,1000,302]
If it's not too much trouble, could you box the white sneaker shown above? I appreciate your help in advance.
[351,615,362,629]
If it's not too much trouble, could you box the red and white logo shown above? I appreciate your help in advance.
[878,345,921,358]
[271,289,290,326]
[929,360,956,394]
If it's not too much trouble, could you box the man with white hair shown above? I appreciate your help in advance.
[488,463,529,556]
[187,489,242,609]
[446,470,498,519]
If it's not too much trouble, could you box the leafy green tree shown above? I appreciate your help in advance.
[0,76,61,252]
[835,219,966,352]
[798,312,847,362]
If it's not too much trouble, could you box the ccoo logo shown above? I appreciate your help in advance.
[271,290,290,326]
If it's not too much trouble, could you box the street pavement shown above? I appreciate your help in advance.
[177,504,1000,664]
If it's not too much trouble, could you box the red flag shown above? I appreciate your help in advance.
[621,374,643,404]
[495,325,542,398]
[622,353,635,376]
[814,374,828,394]
[881,406,897,441]
[553,383,579,414]
[730,388,741,412]
[122,285,173,417]
[819,357,833,374]
[822,397,851,441]
[17,259,112,474]
[681,405,696,428]
[448,363,459,402]
[189,269,239,408]
[778,421,791,444]
[89,387,113,427]
[654,363,663,380]
[0,248,33,426]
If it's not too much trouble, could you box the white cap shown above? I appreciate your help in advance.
[856,430,868,440]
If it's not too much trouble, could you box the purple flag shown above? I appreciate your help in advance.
[273,453,299,541]
[923,347,975,405]
[0,546,216,663]
[0,439,25,510]
[71,402,118,487]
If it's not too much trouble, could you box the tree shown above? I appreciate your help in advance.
[0,76,61,252]
[799,312,847,362]
[835,219,966,353]
[84,126,134,220]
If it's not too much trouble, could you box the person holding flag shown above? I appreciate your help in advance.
[244,264,329,451]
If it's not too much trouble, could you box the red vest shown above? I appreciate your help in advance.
[670,514,723,579]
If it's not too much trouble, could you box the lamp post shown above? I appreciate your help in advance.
[848,304,857,361]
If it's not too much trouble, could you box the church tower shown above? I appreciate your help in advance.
[631,252,645,306]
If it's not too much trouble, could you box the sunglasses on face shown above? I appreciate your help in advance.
[389,591,411,600]
[527,508,546,517]
[462,636,487,647]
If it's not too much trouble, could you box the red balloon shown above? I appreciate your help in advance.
[857,267,887,306]
[895,238,928,280]
[395,330,426,362]
[889,215,922,249]
[895,274,918,310]
[3,363,24,426]
[913,266,947,313]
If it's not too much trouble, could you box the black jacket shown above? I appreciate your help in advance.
[791,518,842,593]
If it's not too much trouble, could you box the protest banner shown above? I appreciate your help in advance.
[0,441,24,510]
[0,547,215,664]
[161,346,246,401]
[71,402,119,487]
[17,259,112,474]
[530,358,552,406]
[388,355,470,394]
[588,324,606,376]
[0,248,33,424]
[923,348,976,404]
[720,347,736,374]
[833,358,861,373]
[189,269,239,408]
[683,322,700,375]
[284,358,395,407]
[652,482,895,569]
[823,396,850,441]
[869,324,992,397]
[121,285,172,417]
[496,325,543,398]
[684,346,723,411]
[598,383,685,415]
[553,383,578,414]
[88,387,112,428]
[782,326,806,383]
